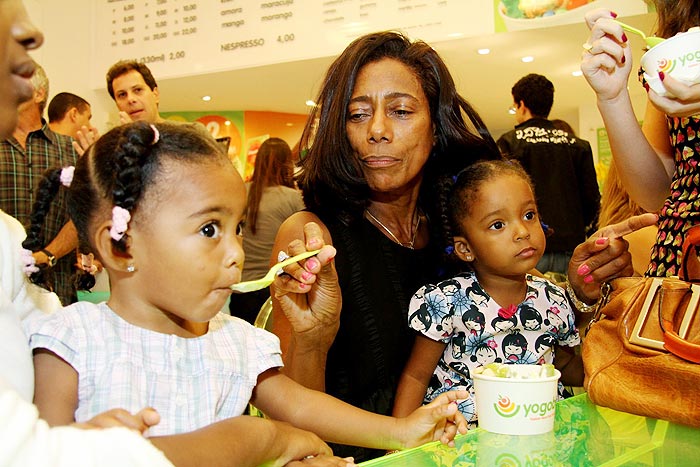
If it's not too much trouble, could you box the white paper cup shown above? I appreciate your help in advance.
[473,364,560,435]
[641,27,700,98]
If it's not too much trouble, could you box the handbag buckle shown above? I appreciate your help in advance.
[629,277,699,351]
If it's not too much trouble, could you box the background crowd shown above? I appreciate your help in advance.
[1,0,697,465]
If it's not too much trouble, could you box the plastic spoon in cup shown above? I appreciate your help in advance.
[230,249,322,293]
[613,19,664,48]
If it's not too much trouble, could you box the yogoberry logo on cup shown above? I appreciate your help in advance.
[493,395,557,420]
[657,49,700,75]
[657,57,675,74]
[493,395,520,418]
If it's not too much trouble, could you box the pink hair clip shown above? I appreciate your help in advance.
[20,248,39,276]
[60,166,75,187]
[110,206,131,241]
[150,124,160,144]
[78,253,98,275]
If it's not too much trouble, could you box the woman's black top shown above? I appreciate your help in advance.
[322,216,441,461]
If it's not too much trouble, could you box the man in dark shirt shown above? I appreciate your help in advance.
[0,62,78,304]
[497,74,600,275]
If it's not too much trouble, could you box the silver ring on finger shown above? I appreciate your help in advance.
[276,250,290,275]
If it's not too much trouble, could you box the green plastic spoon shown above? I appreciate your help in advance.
[230,249,322,293]
[613,19,664,48]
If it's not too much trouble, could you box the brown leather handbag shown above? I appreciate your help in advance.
[582,226,700,427]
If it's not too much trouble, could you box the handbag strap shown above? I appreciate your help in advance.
[662,325,700,363]
[661,229,700,362]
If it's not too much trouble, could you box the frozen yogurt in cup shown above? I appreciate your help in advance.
[641,27,700,98]
[472,363,560,435]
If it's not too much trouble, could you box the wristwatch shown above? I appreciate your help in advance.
[41,248,57,267]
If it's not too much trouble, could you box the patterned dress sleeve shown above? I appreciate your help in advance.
[538,279,581,348]
[407,282,454,343]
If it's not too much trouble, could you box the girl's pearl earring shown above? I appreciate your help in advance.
[127,264,136,273]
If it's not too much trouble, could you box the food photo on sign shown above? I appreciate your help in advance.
[495,0,652,31]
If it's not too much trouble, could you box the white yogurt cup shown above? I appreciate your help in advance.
[473,364,560,435]
[641,27,700,97]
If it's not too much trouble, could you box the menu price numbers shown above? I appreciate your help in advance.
[123,3,134,11]
[140,54,165,64]
[157,9,167,16]
[183,15,197,23]
[137,51,184,63]
[182,27,197,35]
[183,4,197,11]
[277,33,295,43]
[153,32,167,40]
[157,0,167,4]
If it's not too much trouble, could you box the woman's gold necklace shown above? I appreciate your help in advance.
[365,208,421,249]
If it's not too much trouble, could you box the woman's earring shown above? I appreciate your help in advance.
[127,264,136,273]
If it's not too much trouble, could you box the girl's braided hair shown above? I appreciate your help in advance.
[21,167,63,290]
[22,121,226,292]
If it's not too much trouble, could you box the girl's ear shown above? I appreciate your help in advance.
[92,218,133,272]
[453,236,475,263]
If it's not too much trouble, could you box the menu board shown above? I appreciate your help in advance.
[91,0,494,88]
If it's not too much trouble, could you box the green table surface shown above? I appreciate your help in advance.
[360,394,700,466]
[76,290,110,304]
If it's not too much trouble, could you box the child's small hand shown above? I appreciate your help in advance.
[273,420,356,467]
[72,407,161,434]
[397,389,469,449]
[285,455,357,467]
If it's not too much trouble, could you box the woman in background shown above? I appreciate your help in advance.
[229,137,304,323]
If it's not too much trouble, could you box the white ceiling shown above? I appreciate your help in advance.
[155,12,657,138]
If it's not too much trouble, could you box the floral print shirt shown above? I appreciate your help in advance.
[407,271,580,424]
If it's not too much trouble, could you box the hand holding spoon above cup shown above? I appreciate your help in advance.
[612,19,664,48]
[230,249,322,293]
